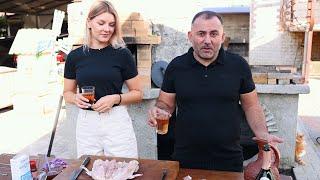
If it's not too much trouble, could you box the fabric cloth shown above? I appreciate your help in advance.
[64,45,138,101]
[161,47,255,171]
[76,106,138,158]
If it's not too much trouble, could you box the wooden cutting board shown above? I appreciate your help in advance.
[54,155,179,180]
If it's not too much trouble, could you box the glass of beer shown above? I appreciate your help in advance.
[156,110,170,135]
[81,86,95,105]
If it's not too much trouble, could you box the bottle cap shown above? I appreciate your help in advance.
[263,144,271,151]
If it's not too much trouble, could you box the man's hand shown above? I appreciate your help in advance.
[253,133,284,146]
[148,106,171,127]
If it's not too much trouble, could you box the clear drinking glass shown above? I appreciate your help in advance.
[81,86,95,105]
[156,110,170,135]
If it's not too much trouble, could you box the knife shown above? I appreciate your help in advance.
[161,169,167,180]
[70,156,90,180]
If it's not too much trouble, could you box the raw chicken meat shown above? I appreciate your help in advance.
[81,159,143,180]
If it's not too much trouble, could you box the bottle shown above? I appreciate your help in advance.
[29,159,38,179]
[255,144,275,180]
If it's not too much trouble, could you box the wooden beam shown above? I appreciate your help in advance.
[36,1,70,14]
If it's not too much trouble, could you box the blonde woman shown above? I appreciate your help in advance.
[63,0,142,158]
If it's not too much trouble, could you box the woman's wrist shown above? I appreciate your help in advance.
[113,94,121,105]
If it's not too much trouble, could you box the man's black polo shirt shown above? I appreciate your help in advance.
[161,47,255,170]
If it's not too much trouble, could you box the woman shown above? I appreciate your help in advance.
[63,0,142,158]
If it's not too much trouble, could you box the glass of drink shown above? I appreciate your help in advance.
[81,86,95,105]
[156,110,170,135]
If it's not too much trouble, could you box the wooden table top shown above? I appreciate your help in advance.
[178,168,244,180]
[0,154,293,180]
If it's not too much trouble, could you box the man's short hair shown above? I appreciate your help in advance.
[191,11,223,25]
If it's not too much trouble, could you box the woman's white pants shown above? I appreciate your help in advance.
[76,106,138,158]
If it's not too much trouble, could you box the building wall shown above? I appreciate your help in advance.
[249,0,304,67]
[292,0,320,29]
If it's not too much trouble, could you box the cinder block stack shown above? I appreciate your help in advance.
[120,12,160,89]
[120,12,152,37]
[252,71,303,85]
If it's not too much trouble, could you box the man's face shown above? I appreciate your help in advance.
[188,16,225,62]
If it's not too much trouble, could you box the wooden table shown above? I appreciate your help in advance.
[0,154,292,180]
[178,168,244,179]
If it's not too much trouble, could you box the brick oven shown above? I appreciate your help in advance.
[120,12,161,89]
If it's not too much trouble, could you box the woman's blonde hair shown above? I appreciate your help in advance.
[84,0,125,49]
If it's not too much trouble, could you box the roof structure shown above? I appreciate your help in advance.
[0,0,71,15]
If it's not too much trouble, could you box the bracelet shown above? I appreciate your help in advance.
[115,94,122,106]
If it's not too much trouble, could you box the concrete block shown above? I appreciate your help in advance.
[268,72,295,79]
[252,72,268,84]
[275,66,297,73]
[137,67,151,76]
[137,59,152,68]
[134,28,150,36]
[120,20,133,34]
[123,36,161,45]
[132,21,149,30]
[268,78,277,85]
[139,75,151,89]
[121,27,135,37]
[126,12,144,21]
[132,21,151,36]
[278,79,290,85]
[137,45,152,61]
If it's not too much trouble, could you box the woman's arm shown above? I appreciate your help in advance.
[63,78,77,104]
[63,78,91,108]
[120,75,143,105]
[92,75,143,113]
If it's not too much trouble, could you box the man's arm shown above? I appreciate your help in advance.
[240,90,283,144]
[155,90,176,114]
[148,90,176,127]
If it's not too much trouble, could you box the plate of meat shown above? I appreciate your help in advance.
[54,155,179,180]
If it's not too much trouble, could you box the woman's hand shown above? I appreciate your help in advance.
[74,93,92,109]
[91,95,119,113]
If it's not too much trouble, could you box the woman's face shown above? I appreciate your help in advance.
[87,12,116,46]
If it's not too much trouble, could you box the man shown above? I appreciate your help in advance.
[148,11,283,172]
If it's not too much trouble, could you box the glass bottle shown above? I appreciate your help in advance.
[255,144,275,180]
[29,159,38,179]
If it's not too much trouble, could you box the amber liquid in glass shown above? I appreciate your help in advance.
[156,118,169,135]
[83,93,95,104]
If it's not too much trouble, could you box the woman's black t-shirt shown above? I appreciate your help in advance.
[64,45,138,101]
